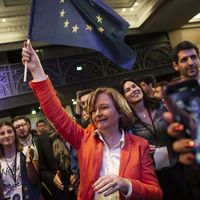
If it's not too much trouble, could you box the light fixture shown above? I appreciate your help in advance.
[134,2,139,6]
[189,12,200,23]
[122,8,126,12]
[76,66,82,71]
[130,8,134,11]
[1,18,6,22]
[72,101,77,105]
[31,110,37,115]
[72,98,75,102]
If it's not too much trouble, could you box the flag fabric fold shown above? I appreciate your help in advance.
[28,0,136,70]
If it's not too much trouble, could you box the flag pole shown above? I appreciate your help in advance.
[24,39,30,82]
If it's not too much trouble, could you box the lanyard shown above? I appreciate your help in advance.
[4,152,18,187]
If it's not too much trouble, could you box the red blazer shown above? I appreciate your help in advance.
[30,79,162,200]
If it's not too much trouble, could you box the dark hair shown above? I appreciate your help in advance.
[155,81,168,88]
[171,41,199,64]
[11,116,31,125]
[119,78,161,110]
[78,89,93,99]
[0,121,22,158]
[36,119,46,127]
[138,74,156,86]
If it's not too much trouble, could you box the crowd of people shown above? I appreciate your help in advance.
[0,40,199,200]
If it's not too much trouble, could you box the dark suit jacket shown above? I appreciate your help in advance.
[37,133,70,200]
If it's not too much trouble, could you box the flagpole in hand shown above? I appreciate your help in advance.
[24,39,30,82]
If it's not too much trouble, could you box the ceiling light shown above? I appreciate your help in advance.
[72,101,77,105]
[1,18,6,22]
[189,12,200,23]
[130,8,134,11]
[134,2,139,6]
[122,8,126,12]
[31,110,37,115]
[76,66,82,71]
[72,98,75,102]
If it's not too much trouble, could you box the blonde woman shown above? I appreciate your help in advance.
[22,42,162,200]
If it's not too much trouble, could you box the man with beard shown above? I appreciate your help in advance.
[172,40,200,83]
[12,116,38,149]
[166,41,200,200]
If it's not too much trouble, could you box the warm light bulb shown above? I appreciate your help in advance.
[31,110,37,115]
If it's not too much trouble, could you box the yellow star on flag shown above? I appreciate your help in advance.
[96,14,103,23]
[64,20,70,28]
[60,9,65,17]
[98,27,104,33]
[86,25,93,31]
[72,24,79,33]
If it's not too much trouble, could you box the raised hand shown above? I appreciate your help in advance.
[21,41,46,81]
[26,146,34,164]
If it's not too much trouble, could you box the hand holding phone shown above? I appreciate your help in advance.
[163,79,200,164]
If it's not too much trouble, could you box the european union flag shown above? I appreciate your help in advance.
[28,0,136,70]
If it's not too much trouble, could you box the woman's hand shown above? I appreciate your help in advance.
[163,112,196,165]
[92,174,130,196]
[53,170,64,190]
[149,144,156,154]
[21,41,46,81]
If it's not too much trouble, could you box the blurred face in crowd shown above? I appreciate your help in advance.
[0,125,15,147]
[37,122,47,134]
[173,49,200,79]
[13,119,30,140]
[123,81,143,104]
[154,85,163,98]
[80,93,90,111]
[91,93,120,133]
[139,81,154,97]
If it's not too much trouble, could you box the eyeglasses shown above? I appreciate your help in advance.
[14,122,27,130]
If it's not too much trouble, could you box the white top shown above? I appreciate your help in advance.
[94,130,132,200]
[0,152,23,199]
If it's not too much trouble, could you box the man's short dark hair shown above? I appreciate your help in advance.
[155,81,168,88]
[11,116,31,125]
[171,41,199,64]
[36,119,46,127]
[78,89,93,98]
[138,74,156,86]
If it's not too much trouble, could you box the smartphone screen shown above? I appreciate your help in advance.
[164,79,200,164]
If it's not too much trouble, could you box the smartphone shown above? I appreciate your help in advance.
[163,79,200,163]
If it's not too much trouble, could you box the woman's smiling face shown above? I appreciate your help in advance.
[123,81,143,104]
[0,125,15,147]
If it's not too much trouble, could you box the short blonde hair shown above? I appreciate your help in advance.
[87,87,134,129]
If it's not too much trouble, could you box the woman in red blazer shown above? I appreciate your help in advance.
[22,42,162,200]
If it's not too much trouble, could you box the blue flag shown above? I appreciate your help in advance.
[28,0,136,70]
